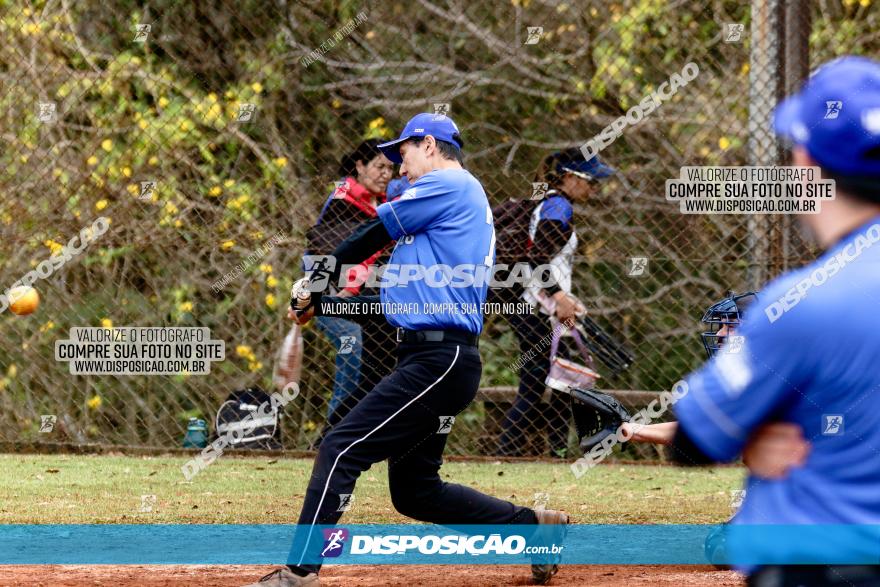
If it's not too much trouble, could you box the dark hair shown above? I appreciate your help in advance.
[338,139,385,178]
[535,147,596,188]
[826,172,880,204]
[405,136,464,164]
[535,153,563,187]
[822,146,880,204]
[535,148,582,187]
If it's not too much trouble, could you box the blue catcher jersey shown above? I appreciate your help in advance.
[675,217,880,538]
[375,168,495,334]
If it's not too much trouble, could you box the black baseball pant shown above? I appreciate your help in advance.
[288,338,538,574]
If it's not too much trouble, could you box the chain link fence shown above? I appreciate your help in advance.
[1,0,877,458]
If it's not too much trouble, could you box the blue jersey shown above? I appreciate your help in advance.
[375,169,495,334]
[675,217,880,535]
[386,177,411,201]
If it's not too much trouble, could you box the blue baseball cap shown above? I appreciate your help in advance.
[554,147,615,181]
[378,113,464,164]
[774,56,880,177]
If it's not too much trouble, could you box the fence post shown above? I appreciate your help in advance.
[747,0,786,290]
[778,2,813,275]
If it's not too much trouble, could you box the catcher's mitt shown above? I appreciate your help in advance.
[569,387,631,453]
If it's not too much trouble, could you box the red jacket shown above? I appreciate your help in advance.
[308,177,389,295]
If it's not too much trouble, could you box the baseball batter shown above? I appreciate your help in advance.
[243,113,568,587]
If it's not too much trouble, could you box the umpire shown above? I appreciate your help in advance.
[670,56,880,585]
[243,113,568,587]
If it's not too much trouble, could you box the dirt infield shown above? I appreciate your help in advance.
[1,565,742,586]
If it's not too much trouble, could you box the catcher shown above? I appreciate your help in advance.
[570,291,810,476]
[569,291,813,572]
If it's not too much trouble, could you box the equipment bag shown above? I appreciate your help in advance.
[214,386,283,450]
[545,326,601,393]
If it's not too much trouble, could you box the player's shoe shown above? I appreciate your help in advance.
[530,508,570,585]
[241,567,319,587]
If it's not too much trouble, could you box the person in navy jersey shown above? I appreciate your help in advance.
[495,148,615,458]
[669,56,880,585]
[305,140,394,427]
[245,114,568,587]
[312,178,407,445]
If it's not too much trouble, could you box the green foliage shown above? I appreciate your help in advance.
[0,0,875,453]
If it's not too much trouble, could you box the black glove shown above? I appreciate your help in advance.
[569,387,631,453]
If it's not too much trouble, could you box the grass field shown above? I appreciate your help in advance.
[0,454,747,586]
[0,453,743,524]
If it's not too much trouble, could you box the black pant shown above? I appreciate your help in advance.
[496,309,571,456]
[748,566,880,586]
[289,340,538,573]
[313,319,397,448]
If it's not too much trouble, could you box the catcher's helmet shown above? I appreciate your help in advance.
[700,291,758,358]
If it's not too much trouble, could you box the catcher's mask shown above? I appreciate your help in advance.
[700,291,758,358]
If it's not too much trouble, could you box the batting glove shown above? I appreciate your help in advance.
[290,277,316,317]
